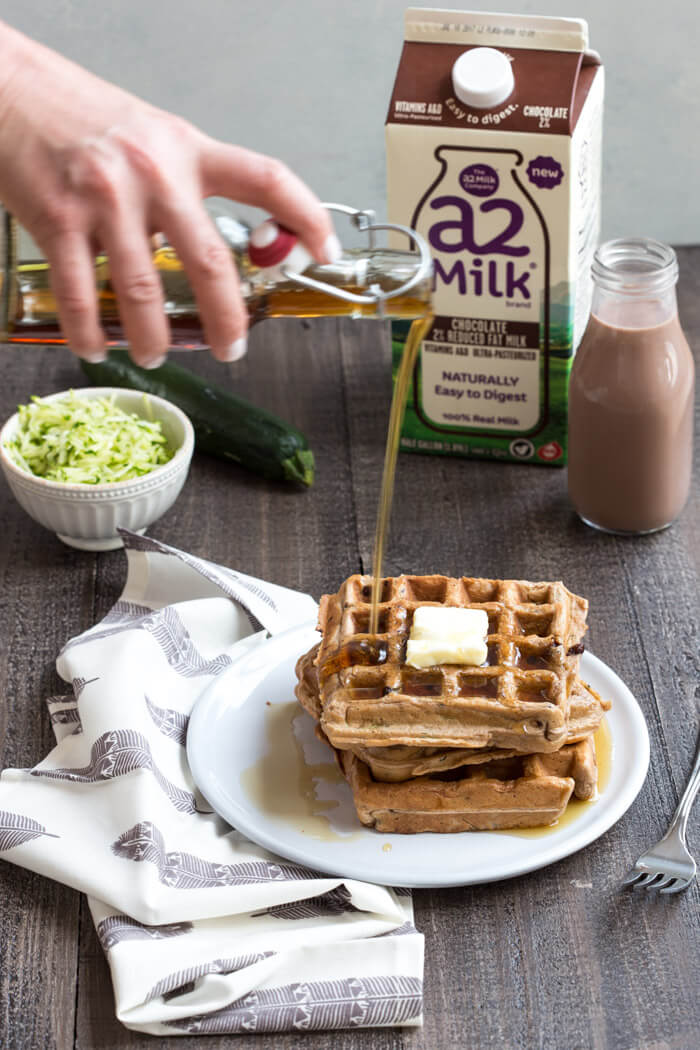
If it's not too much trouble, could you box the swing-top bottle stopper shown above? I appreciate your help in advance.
[248,219,313,279]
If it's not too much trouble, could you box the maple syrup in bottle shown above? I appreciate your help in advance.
[0,204,432,348]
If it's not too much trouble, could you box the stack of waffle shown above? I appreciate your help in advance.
[294,574,610,833]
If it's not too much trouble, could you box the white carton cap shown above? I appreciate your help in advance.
[451,47,515,109]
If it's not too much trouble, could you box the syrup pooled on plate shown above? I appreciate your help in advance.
[506,718,613,838]
[240,701,360,844]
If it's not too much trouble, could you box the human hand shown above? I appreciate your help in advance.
[0,22,337,366]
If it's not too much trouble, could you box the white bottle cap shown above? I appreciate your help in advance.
[451,47,515,110]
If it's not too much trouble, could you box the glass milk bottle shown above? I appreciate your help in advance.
[568,238,694,534]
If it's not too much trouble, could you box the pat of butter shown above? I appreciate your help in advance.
[406,607,488,668]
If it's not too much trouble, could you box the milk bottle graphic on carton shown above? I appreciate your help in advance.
[386,10,604,465]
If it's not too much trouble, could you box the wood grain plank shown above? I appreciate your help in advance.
[0,346,94,1050]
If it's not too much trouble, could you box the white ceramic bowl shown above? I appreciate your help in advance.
[0,386,194,551]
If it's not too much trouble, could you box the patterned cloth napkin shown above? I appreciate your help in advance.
[0,533,423,1035]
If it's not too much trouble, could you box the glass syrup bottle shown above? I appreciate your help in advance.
[0,203,432,348]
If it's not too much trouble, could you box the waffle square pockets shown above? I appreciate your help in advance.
[294,575,609,833]
[315,575,588,752]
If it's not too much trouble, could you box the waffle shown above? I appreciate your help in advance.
[295,644,608,782]
[336,736,598,833]
[315,575,588,753]
[351,679,606,781]
[295,643,323,721]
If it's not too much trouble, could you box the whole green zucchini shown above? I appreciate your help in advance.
[80,350,314,486]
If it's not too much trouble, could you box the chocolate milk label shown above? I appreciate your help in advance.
[386,8,604,465]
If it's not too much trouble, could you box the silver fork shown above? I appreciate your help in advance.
[623,732,700,894]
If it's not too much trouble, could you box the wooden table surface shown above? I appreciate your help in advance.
[1,249,699,1050]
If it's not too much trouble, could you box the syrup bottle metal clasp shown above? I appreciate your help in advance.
[272,203,433,318]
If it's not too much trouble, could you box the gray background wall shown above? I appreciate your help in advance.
[3,1,698,244]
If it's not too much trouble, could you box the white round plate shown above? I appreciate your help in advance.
[187,624,650,888]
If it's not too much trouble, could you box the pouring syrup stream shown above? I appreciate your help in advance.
[369,311,434,635]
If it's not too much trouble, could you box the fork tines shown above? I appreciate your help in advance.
[623,868,694,894]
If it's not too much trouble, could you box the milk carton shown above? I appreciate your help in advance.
[386,9,603,465]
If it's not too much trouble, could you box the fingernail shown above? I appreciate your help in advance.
[322,232,342,264]
[81,350,108,363]
[222,337,247,362]
[142,355,167,370]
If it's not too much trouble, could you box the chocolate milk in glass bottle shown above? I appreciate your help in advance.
[568,238,694,534]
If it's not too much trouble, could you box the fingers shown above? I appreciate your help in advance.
[33,126,338,365]
[200,142,339,263]
[159,200,248,362]
[43,231,106,361]
[99,215,169,368]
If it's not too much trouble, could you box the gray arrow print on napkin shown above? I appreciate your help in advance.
[30,730,198,814]
[60,601,151,654]
[111,822,322,887]
[252,884,359,921]
[48,706,82,729]
[61,603,232,679]
[96,914,194,952]
[171,547,274,629]
[118,531,272,632]
[148,952,276,1002]
[377,921,419,937]
[166,975,423,1033]
[143,606,233,678]
[72,676,99,698]
[0,811,59,852]
[145,695,189,746]
[45,697,83,738]
[104,599,154,623]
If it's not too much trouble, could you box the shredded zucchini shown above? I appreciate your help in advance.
[5,391,173,484]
